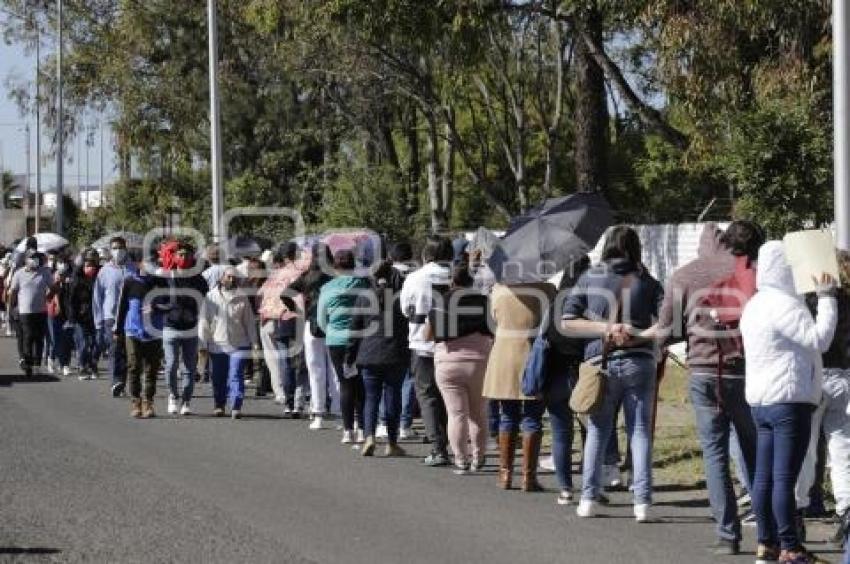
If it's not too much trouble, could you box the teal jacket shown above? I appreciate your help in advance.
[317,275,371,347]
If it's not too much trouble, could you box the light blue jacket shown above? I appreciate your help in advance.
[93,262,137,329]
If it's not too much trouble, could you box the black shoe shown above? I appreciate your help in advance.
[713,539,740,555]
[111,382,125,397]
[423,452,450,467]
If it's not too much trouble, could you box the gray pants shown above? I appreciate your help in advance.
[412,352,448,455]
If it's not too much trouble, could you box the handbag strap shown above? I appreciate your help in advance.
[600,273,635,370]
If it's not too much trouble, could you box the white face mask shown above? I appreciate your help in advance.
[111,248,127,264]
[25,257,39,270]
[57,262,69,274]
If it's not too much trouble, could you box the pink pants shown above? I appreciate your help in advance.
[435,355,489,465]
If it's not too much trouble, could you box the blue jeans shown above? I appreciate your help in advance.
[488,400,500,436]
[75,324,99,372]
[47,317,74,367]
[362,364,407,442]
[163,331,198,402]
[547,361,578,491]
[279,336,298,409]
[582,354,656,505]
[751,403,814,551]
[498,399,545,433]
[689,374,757,542]
[381,369,417,428]
[210,349,248,410]
[102,320,127,386]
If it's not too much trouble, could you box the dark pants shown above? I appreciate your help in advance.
[20,313,47,368]
[690,375,758,542]
[47,317,74,367]
[362,364,406,442]
[751,403,815,551]
[126,337,162,401]
[329,346,364,431]
[75,324,99,372]
[104,320,127,387]
[487,400,500,436]
[412,353,448,454]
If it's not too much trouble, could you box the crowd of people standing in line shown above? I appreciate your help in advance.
[1,220,850,564]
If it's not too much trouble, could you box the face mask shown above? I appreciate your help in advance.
[57,262,69,274]
[175,256,192,270]
[47,258,57,268]
[111,248,127,264]
[84,265,97,278]
[25,257,39,270]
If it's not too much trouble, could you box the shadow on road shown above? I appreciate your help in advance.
[0,373,61,387]
[0,547,62,555]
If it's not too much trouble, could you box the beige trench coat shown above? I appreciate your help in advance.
[483,282,555,400]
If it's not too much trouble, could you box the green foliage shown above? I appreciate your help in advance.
[719,99,833,236]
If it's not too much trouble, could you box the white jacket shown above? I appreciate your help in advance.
[199,286,260,354]
[741,241,838,406]
[400,262,450,356]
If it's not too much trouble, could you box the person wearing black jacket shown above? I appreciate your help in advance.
[290,243,336,430]
[161,242,209,416]
[429,265,494,474]
[348,260,409,457]
[68,251,101,379]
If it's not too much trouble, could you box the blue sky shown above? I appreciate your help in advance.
[0,30,117,192]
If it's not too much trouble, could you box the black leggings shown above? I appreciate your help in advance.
[20,313,47,368]
[328,345,364,431]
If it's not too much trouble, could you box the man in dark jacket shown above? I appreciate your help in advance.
[160,241,209,416]
[647,221,765,555]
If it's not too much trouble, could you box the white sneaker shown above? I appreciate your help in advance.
[180,403,193,416]
[46,359,54,374]
[309,416,324,430]
[557,490,574,506]
[231,410,242,420]
[603,464,622,488]
[576,499,597,518]
[376,424,388,439]
[399,427,417,440]
[274,396,286,405]
[62,366,71,377]
[355,429,365,444]
[167,396,180,414]
[634,504,650,523]
[341,430,353,444]
[539,455,556,472]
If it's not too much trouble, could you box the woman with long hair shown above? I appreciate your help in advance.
[562,226,664,522]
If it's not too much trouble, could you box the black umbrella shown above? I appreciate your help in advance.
[487,192,613,284]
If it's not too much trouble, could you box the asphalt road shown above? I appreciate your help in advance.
[0,336,840,564]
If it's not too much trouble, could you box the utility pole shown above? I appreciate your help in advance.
[25,124,31,235]
[208,0,224,242]
[55,0,64,235]
[35,27,41,233]
[85,125,90,210]
[836,0,850,249]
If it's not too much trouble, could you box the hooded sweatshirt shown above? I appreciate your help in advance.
[741,241,838,406]
[656,223,742,372]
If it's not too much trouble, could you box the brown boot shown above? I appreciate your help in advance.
[130,398,142,418]
[141,399,155,419]
[498,431,517,490]
[522,431,544,492]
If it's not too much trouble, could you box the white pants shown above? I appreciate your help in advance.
[304,322,339,415]
[796,368,850,514]
[260,320,286,402]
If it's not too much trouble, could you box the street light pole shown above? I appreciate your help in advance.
[836,0,850,249]
[55,0,64,235]
[208,0,224,243]
[25,123,31,234]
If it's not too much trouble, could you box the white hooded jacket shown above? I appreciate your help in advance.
[741,241,838,406]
